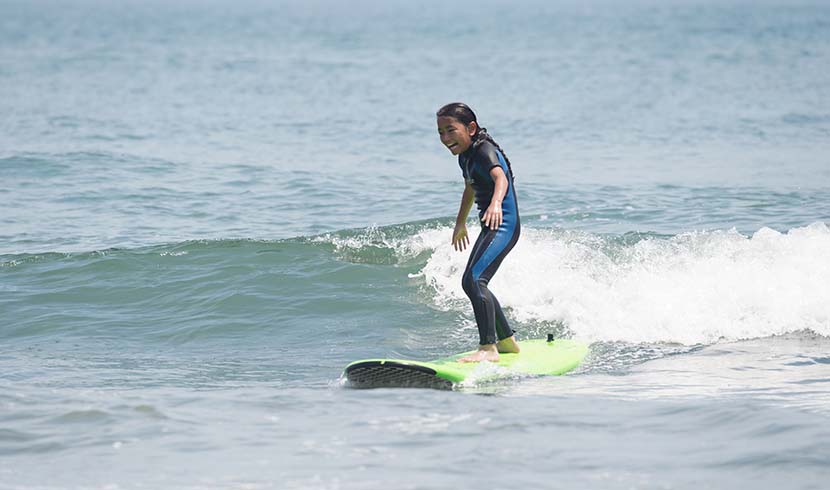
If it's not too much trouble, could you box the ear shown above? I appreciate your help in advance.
[467,121,478,137]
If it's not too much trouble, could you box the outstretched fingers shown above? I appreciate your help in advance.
[452,230,470,252]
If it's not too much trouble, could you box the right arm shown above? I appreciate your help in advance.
[452,182,475,252]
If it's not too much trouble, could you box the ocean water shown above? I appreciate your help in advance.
[2,0,830,488]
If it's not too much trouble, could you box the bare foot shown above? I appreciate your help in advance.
[458,346,500,363]
[496,336,520,354]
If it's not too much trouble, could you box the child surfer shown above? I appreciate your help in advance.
[436,103,521,363]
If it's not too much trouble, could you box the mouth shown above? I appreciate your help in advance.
[446,143,458,151]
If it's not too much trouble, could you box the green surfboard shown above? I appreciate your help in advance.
[343,337,588,390]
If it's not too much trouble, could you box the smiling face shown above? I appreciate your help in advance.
[437,116,478,155]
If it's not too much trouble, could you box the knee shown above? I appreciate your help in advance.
[461,271,476,297]
[462,273,489,299]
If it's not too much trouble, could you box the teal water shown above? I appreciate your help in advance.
[2,0,830,489]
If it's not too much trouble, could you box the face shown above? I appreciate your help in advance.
[437,116,477,155]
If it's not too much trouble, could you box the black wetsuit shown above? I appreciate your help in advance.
[459,133,521,345]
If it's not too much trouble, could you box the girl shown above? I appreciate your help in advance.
[436,103,521,362]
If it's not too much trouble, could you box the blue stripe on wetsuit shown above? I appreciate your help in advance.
[472,150,518,280]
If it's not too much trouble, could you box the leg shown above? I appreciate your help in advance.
[492,295,520,353]
[461,229,499,347]
[459,221,520,362]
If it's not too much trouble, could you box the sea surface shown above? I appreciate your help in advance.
[2,0,830,488]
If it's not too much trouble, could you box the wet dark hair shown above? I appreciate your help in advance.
[436,102,515,181]
[436,102,479,129]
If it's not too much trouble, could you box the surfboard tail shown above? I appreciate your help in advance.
[344,361,454,390]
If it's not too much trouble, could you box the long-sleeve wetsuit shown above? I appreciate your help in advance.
[458,135,521,345]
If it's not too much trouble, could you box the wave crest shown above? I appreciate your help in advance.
[415,222,830,345]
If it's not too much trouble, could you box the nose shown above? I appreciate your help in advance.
[440,133,452,145]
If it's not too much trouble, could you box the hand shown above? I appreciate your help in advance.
[482,202,503,230]
[452,223,470,252]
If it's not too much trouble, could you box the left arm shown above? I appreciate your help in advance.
[482,166,508,230]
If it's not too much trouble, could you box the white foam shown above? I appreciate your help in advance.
[316,224,439,263]
[410,222,830,345]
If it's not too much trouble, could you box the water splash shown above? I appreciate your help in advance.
[414,222,830,345]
